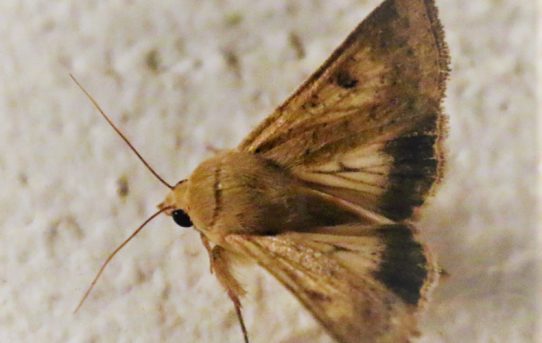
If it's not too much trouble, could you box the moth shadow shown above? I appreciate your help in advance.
[418,185,537,340]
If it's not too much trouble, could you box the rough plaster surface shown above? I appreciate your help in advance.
[0,0,539,342]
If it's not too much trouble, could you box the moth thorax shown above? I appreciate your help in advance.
[185,151,360,242]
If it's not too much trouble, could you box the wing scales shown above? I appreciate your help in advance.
[239,0,449,222]
[226,224,438,343]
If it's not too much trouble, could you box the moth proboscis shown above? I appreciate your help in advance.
[73,0,450,342]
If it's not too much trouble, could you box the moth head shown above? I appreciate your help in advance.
[158,179,193,228]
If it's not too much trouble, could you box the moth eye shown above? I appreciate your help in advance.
[172,209,192,228]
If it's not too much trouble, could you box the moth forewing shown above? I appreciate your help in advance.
[239,0,449,222]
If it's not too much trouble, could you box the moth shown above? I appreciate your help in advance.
[73,0,449,342]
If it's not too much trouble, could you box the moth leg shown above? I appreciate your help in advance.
[199,233,213,273]
[210,245,249,343]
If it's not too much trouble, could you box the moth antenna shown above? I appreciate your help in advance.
[74,206,173,313]
[69,74,174,190]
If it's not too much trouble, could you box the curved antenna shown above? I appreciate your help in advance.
[74,206,173,313]
[70,74,174,190]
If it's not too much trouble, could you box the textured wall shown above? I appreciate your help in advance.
[0,0,538,342]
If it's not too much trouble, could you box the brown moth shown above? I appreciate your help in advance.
[74,0,449,342]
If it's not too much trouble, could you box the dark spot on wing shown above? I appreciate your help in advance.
[373,225,428,305]
[335,70,358,89]
[380,116,439,221]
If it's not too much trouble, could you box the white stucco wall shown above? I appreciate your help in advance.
[0,0,538,342]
